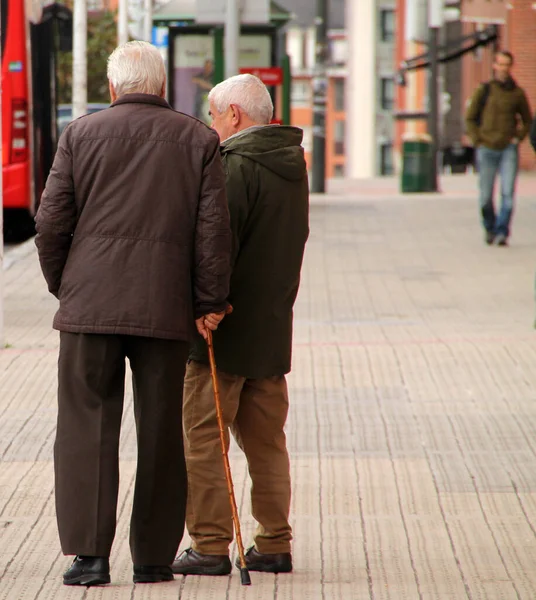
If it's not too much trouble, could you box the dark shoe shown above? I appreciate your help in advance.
[63,556,111,586]
[485,231,495,245]
[495,233,508,246]
[172,548,231,576]
[133,565,174,583]
[236,546,292,573]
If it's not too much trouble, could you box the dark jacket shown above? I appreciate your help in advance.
[465,78,531,150]
[189,125,309,378]
[35,93,231,341]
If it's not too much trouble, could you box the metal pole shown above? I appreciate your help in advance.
[428,0,442,192]
[225,0,239,79]
[118,0,128,45]
[312,0,327,193]
[281,54,291,126]
[72,0,87,120]
[143,0,152,43]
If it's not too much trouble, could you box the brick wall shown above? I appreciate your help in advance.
[508,0,536,170]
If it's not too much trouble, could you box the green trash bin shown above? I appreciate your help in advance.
[401,136,434,193]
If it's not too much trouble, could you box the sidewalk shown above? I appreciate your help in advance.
[2,173,536,598]
[326,170,536,200]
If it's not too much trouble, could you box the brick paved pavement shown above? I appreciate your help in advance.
[2,174,536,599]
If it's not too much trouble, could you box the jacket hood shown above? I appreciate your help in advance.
[220,125,306,181]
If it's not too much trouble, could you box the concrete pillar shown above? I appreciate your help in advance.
[225,0,240,78]
[72,0,87,120]
[346,0,376,178]
[118,0,128,45]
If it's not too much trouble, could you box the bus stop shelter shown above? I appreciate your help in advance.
[152,0,291,124]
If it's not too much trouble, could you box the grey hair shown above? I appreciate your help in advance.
[107,41,165,97]
[208,74,273,124]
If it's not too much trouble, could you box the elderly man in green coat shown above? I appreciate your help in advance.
[172,74,309,576]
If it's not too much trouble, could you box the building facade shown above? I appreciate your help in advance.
[284,0,397,178]
[394,0,536,172]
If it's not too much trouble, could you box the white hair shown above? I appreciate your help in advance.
[208,74,274,124]
[107,41,165,97]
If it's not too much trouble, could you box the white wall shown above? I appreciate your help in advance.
[346,0,377,178]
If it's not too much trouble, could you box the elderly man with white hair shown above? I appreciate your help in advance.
[35,41,231,587]
[172,74,309,577]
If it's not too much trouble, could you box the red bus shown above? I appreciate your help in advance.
[2,0,71,238]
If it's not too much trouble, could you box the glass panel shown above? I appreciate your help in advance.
[381,78,394,111]
[380,10,395,43]
[333,164,345,178]
[291,80,312,108]
[334,120,345,156]
[333,78,345,112]
[380,143,394,175]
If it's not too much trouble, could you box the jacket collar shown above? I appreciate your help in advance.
[111,93,172,109]
[493,76,517,91]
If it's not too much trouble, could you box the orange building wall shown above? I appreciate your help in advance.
[325,79,345,178]
[292,103,312,171]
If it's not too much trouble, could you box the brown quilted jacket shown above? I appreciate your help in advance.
[35,93,231,341]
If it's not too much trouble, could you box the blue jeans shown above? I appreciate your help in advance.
[477,144,519,237]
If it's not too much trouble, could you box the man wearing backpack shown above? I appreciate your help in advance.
[465,51,531,246]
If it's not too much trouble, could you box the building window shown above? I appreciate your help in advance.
[333,78,345,112]
[380,142,394,175]
[380,77,394,111]
[291,80,312,108]
[334,120,345,156]
[380,9,395,43]
[333,164,345,178]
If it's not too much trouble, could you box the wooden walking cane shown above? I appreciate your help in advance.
[206,328,251,586]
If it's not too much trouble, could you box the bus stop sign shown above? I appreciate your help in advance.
[239,67,283,86]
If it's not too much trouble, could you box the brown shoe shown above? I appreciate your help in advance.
[236,546,292,573]
[172,548,231,576]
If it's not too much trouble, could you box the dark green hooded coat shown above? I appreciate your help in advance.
[189,125,309,378]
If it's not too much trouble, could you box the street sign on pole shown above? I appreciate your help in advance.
[312,0,328,193]
[427,0,443,193]
[196,0,269,24]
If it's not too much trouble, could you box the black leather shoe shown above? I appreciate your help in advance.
[63,556,111,586]
[236,546,292,573]
[133,565,174,583]
[172,548,232,576]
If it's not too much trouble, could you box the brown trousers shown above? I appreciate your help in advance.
[55,332,190,565]
[183,360,292,555]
